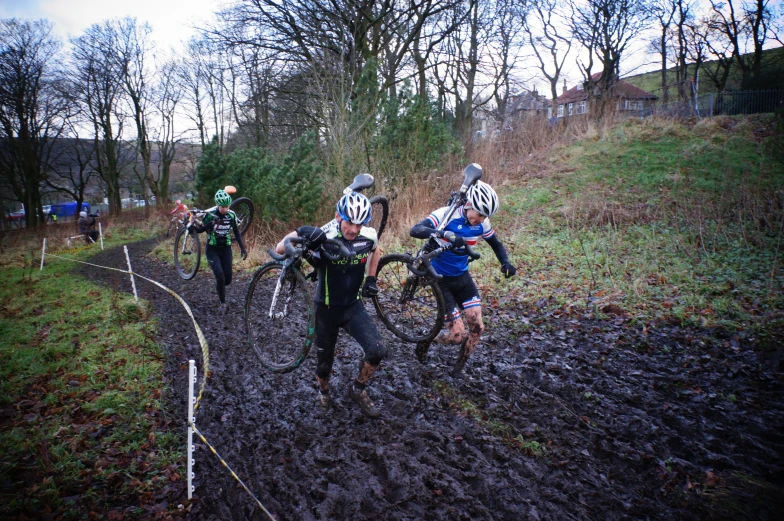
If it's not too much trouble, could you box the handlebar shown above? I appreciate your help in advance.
[267,235,356,263]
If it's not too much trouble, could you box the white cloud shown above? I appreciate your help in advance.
[1,0,225,52]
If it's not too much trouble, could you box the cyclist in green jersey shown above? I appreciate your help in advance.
[191,189,247,309]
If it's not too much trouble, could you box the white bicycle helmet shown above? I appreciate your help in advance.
[336,191,372,224]
[466,180,499,217]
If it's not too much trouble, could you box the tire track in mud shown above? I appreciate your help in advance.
[79,239,784,521]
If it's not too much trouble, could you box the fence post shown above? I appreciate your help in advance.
[188,360,196,500]
[709,93,714,118]
[123,245,138,302]
[40,238,46,271]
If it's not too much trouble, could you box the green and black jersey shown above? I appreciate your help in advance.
[193,209,246,249]
[313,219,377,306]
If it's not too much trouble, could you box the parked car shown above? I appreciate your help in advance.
[7,209,24,220]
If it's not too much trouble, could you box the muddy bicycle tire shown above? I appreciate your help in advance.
[244,261,315,373]
[368,195,389,239]
[174,227,201,280]
[230,197,254,236]
[372,253,445,343]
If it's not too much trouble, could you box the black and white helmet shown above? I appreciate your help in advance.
[336,191,372,225]
[466,181,499,217]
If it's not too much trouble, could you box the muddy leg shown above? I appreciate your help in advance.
[349,361,381,418]
[452,307,484,377]
[416,318,466,364]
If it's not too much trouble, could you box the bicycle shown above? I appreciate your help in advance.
[173,193,255,280]
[344,173,389,239]
[243,235,354,373]
[166,213,187,238]
[370,163,484,343]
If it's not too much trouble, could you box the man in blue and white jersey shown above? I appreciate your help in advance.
[409,180,516,376]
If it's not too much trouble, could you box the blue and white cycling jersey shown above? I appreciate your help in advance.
[427,205,494,277]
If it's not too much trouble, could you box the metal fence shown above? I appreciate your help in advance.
[652,89,784,118]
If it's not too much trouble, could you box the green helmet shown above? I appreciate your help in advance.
[214,189,232,207]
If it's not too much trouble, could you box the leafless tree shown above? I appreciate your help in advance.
[0,18,68,228]
[45,118,99,217]
[570,0,651,116]
[708,0,779,89]
[151,58,183,205]
[525,0,573,111]
[69,22,129,216]
[114,18,159,207]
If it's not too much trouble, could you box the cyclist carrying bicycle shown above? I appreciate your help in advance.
[409,180,516,376]
[190,189,247,309]
[275,192,386,418]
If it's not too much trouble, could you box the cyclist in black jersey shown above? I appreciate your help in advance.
[191,189,247,310]
[410,181,516,376]
[276,191,385,418]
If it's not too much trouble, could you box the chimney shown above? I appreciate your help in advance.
[562,79,568,94]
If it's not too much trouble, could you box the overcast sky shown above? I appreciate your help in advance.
[0,0,224,52]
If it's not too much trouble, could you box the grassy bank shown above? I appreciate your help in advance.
[0,225,183,519]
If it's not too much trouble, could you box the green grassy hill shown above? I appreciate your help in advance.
[624,46,784,96]
[458,114,784,343]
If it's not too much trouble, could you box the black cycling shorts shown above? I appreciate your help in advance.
[313,300,387,379]
[436,271,481,322]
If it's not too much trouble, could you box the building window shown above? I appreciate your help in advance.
[557,104,564,117]
[568,103,573,115]
[623,100,642,111]
[577,101,586,114]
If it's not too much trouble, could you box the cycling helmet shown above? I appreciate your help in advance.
[214,189,232,207]
[466,180,499,217]
[336,191,372,225]
[79,211,87,218]
[175,199,181,205]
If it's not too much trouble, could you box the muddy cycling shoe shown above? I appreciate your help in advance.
[317,390,331,410]
[450,338,470,377]
[415,340,430,365]
[348,384,380,418]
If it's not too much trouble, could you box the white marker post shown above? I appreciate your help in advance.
[40,238,46,271]
[99,223,104,250]
[187,360,196,500]
[123,245,138,301]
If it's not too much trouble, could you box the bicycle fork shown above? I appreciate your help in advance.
[268,270,293,319]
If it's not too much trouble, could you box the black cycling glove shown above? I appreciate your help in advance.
[297,226,326,247]
[361,276,379,298]
[500,262,516,278]
[443,231,465,248]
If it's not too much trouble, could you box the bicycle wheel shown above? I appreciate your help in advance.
[230,197,254,236]
[372,253,445,342]
[368,195,388,239]
[174,227,201,280]
[244,261,315,373]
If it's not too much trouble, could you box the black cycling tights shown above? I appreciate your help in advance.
[206,245,233,303]
[314,301,387,380]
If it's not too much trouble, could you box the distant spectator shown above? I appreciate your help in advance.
[78,211,99,243]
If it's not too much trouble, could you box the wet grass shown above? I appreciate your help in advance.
[0,229,183,518]
[476,115,784,334]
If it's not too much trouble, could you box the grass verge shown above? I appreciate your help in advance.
[0,229,184,519]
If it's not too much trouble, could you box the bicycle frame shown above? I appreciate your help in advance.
[266,236,356,319]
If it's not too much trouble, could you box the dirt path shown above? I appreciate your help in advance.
[81,239,784,521]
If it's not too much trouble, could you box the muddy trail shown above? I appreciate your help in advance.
[79,239,784,521]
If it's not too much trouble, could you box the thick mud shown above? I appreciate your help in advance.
[80,239,784,521]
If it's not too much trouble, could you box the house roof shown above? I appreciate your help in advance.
[507,90,551,113]
[557,73,658,104]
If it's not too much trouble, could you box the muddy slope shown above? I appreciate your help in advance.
[81,239,784,521]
